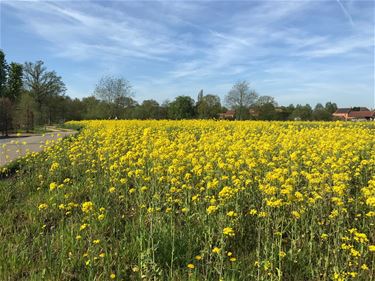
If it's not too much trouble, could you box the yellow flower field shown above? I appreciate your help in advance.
[1,120,374,280]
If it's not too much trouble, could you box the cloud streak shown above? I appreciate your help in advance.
[336,0,354,26]
[1,0,374,107]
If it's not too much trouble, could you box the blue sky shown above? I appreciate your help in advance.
[1,0,374,107]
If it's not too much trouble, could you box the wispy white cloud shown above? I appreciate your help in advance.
[336,0,354,26]
[3,0,195,63]
[1,0,374,107]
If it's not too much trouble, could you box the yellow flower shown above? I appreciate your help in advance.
[76,235,82,240]
[212,247,220,254]
[206,205,218,214]
[291,211,301,219]
[129,188,136,194]
[38,203,48,211]
[361,264,369,270]
[350,248,360,257]
[49,162,59,172]
[99,253,105,258]
[320,233,328,240]
[187,263,195,269]
[368,245,375,252]
[132,266,139,272]
[110,273,116,279]
[195,255,202,260]
[227,211,237,217]
[80,223,88,231]
[108,187,116,193]
[230,257,237,262]
[258,211,268,218]
[223,227,235,236]
[279,251,286,258]
[49,182,57,191]
[93,239,100,244]
[98,214,105,221]
[81,201,94,213]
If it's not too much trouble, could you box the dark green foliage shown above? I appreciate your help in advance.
[289,104,313,121]
[0,50,8,98]
[168,96,195,119]
[7,62,23,101]
[196,94,222,119]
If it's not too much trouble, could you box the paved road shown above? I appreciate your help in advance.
[0,131,75,167]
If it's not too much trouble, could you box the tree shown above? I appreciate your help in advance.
[168,96,195,119]
[197,89,203,103]
[225,81,258,120]
[7,62,23,101]
[313,103,332,121]
[0,51,12,136]
[325,102,338,114]
[256,103,277,120]
[0,50,8,98]
[23,61,66,124]
[197,94,222,119]
[81,96,109,120]
[0,98,12,136]
[290,104,313,121]
[133,99,163,119]
[255,95,277,107]
[94,76,134,118]
[252,95,278,120]
[13,91,38,132]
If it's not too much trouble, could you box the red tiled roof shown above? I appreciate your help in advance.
[348,111,375,118]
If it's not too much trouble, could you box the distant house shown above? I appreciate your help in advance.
[218,110,235,120]
[332,108,352,120]
[333,107,375,121]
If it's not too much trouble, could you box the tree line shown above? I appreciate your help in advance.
[0,50,338,135]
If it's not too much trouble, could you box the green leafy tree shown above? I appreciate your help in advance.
[325,102,338,114]
[256,103,277,120]
[197,94,222,119]
[63,97,85,121]
[168,96,195,119]
[313,103,332,121]
[197,89,203,103]
[290,104,313,121]
[0,50,8,97]
[0,51,12,136]
[13,91,38,132]
[7,63,23,102]
[133,99,163,119]
[81,96,109,119]
[252,95,278,120]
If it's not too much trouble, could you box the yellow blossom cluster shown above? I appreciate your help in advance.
[29,120,375,280]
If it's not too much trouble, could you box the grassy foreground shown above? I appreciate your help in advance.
[0,120,374,281]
